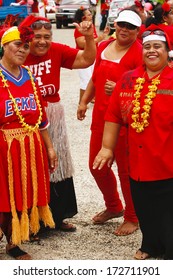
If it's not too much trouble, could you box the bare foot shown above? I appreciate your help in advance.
[92,209,124,224]
[114,220,139,236]
[134,249,150,260]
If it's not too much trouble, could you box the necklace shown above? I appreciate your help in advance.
[131,75,160,133]
[0,66,42,132]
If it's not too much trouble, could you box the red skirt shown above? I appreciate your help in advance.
[0,128,50,212]
[0,127,55,244]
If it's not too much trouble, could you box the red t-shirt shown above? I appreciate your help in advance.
[25,42,78,103]
[105,65,173,181]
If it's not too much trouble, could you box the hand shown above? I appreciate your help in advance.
[77,103,88,120]
[103,26,110,36]
[93,147,114,170]
[47,148,58,173]
[105,80,116,96]
[73,21,94,37]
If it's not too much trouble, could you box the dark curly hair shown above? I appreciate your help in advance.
[74,7,89,23]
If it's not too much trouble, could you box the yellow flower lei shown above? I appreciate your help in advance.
[0,66,43,132]
[131,75,160,133]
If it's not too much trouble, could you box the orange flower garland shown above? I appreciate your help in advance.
[0,66,42,132]
[131,75,160,133]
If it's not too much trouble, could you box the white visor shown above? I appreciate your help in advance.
[115,10,142,27]
[143,34,166,44]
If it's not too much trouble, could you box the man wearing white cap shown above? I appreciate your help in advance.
[93,24,173,260]
[78,9,143,236]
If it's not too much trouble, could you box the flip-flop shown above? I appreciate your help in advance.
[57,222,77,232]
[6,245,32,260]
[30,234,40,242]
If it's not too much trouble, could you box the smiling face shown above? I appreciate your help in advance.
[29,27,52,57]
[143,40,168,72]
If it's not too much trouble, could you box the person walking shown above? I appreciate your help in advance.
[99,0,110,31]
[19,15,96,232]
[93,24,173,260]
[77,9,142,236]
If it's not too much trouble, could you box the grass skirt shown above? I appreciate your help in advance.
[45,102,74,182]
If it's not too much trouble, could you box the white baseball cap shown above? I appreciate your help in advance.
[115,10,142,27]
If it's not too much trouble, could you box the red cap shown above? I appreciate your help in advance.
[19,15,50,28]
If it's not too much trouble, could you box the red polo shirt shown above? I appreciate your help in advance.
[105,65,173,181]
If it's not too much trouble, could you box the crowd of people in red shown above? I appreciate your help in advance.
[1,0,173,261]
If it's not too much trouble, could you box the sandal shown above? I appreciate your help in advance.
[57,222,77,232]
[30,233,40,242]
[92,209,124,224]
[134,249,150,260]
[6,244,32,260]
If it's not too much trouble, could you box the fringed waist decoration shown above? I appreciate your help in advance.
[1,127,55,245]
[45,102,74,182]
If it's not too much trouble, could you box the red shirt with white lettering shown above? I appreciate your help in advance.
[25,42,78,103]
[0,65,50,212]
[0,65,48,129]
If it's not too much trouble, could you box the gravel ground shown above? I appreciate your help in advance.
[0,23,142,261]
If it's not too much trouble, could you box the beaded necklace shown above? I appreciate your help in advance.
[0,66,42,132]
[131,75,160,133]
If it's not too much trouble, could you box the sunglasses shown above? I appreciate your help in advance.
[31,21,52,30]
[142,30,165,38]
[117,22,137,30]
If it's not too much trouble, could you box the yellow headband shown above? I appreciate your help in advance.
[1,26,21,47]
